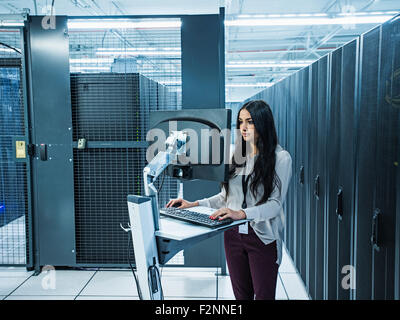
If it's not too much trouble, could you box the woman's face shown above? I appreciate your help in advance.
[238,108,258,144]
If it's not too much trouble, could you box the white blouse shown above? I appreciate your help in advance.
[197,144,293,265]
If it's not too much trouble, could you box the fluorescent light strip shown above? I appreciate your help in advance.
[228,60,314,64]
[158,80,181,85]
[98,47,180,51]
[227,63,309,68]
[0,21,24,27]
[226,83,274,87]
[70,58,114,64]
[70,66,110,71]
[225,15,394,26]
[96,51,181,56]
[68,20,181,30]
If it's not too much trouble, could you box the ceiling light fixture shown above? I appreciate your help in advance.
[96,50,181,56]
[67,19,181,30]
[227,62,309,68]
[0,21,24,27]
[225,15,395,26]
[69,58,115,64]
[226,83,275,87]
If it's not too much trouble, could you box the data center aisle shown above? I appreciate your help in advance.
[0,244,309,300]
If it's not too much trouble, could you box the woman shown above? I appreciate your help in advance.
[166,100,292,300]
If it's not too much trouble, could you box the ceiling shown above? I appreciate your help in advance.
[0,0,399,102]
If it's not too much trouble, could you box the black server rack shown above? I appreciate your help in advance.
[397,147,400,300]
[241,15,400,300]
[328,39,358,300]
[307,62,318,299]
[372,18,398,299]
[287,73,297,267]
[315,56,328,300]
[0,55,32,267]
[395,20,400,301]
[70,73,178,266]
[325,46,342,300]
[295,67,310,285]
[354,26,382,300]
[0,62,26,227]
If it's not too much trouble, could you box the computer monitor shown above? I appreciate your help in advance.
[148,109,232,182]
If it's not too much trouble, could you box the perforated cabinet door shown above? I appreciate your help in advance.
[337,39,358,300]
[354,26,381,300]
[373,18,400,300]
[326,47,342,300]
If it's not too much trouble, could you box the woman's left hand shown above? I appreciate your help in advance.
[210,208,247,221]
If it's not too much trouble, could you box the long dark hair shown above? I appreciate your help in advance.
[222,100,281,205]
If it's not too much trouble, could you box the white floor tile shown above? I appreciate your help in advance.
[164,296,217,300]
[0,241,307,301]
[278,246,298,273]
[161,267,217,274]
[79,271,138,297]
[0,277,28,296]
[279,273,310,300]
[276,276,288,300]
[0,267,34,278]
[76,296,140,300]
[216,275,234,299]
[5,295,75,300]
[195,272,287,300]
[10,270,95,296]
[161,273,217,299]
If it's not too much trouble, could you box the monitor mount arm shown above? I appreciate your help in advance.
[143,131,188,229]
[144,130,188,195]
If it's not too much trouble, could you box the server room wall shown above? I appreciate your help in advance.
[245,15,400,300]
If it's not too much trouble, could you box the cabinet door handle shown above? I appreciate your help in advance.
[39,143,47,161]
[314,175,320,199]
[371,208,381,251]
[336,187,343,220]
[299,166,304,185]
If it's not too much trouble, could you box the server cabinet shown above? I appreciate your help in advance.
[395,20,400,300]
[326,47,342,299]
[306,56,329,300]
[287,73,297,267]
[241,15,400,300]
[354,26,381,300]
[315,56,329,300]
[281,78,293,257]
[354,16,399,300]
[331,39,358,300]
[325,40,359,300]
[0,31,33,267]
[396,140,400,300]
[295,67,309,284]
[307,63,317,298]
[70,73,178,265]
[372,18,399,299]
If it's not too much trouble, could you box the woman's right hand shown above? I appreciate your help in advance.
[165,198,199,209]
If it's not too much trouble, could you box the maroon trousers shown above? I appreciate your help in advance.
[224,225,279,300]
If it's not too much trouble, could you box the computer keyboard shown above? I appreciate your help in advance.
[159,207,234,228]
